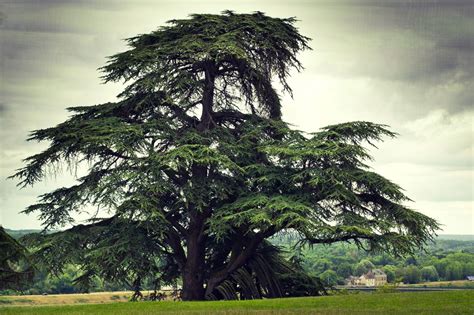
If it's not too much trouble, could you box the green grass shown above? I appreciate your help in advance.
[1,291,473,314]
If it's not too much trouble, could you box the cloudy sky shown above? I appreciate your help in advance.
[1,0,472,234]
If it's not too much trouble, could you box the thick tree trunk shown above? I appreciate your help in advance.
[181,62,217,301]
[181,61,223,301]
[182,272,204,300]
[182,228,206,300]
[182,157,210,301]
[182,267,205,300]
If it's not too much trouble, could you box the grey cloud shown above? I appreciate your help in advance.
[1,1,127,35]
[361,15,471,84]
[316,0,474,8]
[438,37,474,52]
[299,0,473,116]
[0,11,6,26]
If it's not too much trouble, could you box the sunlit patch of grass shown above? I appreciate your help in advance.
[0,291,134,306]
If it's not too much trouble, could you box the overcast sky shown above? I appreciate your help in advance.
[1,0,472,234]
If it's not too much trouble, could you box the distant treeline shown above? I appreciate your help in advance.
[271,235,474,287]
[4,229,45,238]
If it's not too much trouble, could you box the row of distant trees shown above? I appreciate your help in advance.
[0,265,128,295]
[319,257,473,287]
[317,253,474,286]
[270,237,474,287]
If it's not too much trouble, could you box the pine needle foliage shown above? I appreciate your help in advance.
[0,226,35,290]
[10,11,438,300]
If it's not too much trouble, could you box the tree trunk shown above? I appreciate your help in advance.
[181,62,219,301]
[181,62,217,301]
[182,229,206,300]
[182,268,205,300]
[197,63,216,132]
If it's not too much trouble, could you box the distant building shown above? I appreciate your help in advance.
[346,269,387,287]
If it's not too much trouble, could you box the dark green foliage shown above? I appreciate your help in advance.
[0,226,34,290]
[383,265,397,283]
[10,11,438,300]
[401,265,422,284]
[445,262,464,281]
[421,266,439,282]
[319,270,338,287]
[336,262,354,279]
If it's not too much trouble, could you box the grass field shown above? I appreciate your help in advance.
[1,291,473,314]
